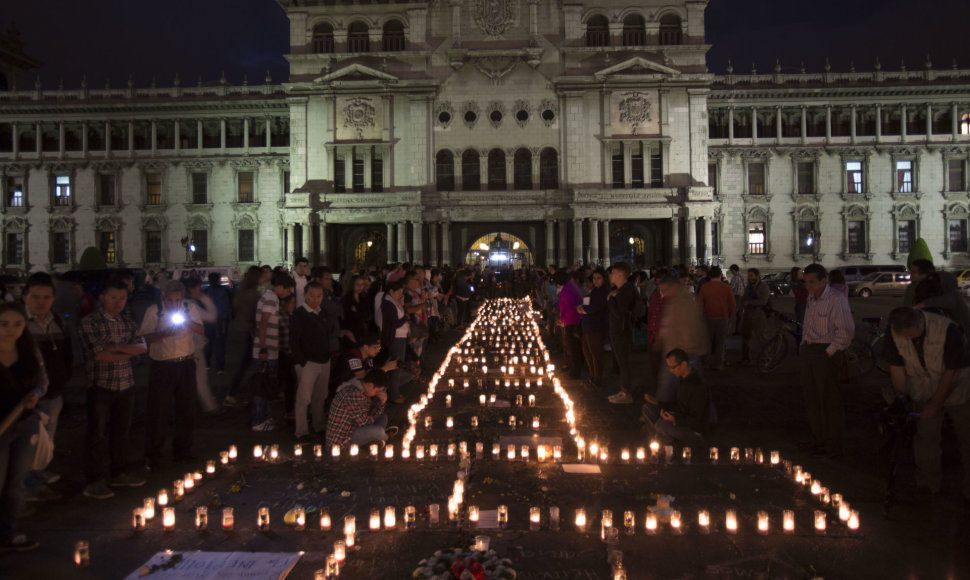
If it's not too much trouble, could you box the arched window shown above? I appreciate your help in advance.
[436,150,455,192]
[586,15,609,47]
[659,14,682,45]
[487,149,506,191]
[539,148,559,189]
[513,149,532,190]
[462,150,480,192]
[312,23,334,53]
[622,14,646,46]
[962,113,970,135]
[382,20,405,52]
[348,21,370,52]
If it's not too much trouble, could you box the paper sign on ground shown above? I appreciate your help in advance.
[562,464,602,474]
[124,551,301,580]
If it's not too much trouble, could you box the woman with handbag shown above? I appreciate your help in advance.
[0,303,47,552]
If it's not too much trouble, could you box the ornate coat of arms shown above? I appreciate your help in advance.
[618,92,652,135]
[342,97,377,140]
[474,0,516,37]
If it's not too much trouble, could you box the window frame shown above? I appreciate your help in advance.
[237,229,256,263]
[237,170,256,203]
[3,174,26,210]
[145,171,163,206]
[52,173,73,208]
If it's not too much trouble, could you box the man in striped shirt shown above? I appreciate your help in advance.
[250,271,295,431]
[800,264,855,457]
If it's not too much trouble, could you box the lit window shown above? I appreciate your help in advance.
[238,172,254,203]
[962,113,970,135]
[54,175,71,206]
[99,231,116,264]
[146,173,162,205]
[896,161,913,193]
[846,161,864,193]
[748,222,766,255]
[798,221,816,255]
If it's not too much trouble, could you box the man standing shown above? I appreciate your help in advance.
[293,257,310,308]
[606,262,637,404]
[739,268,770,365]
[139,280,204,469]
[23,273,72,502]
[326,369,398,450]
[799,264,854,457]
[728,264,745,334]
[642,348,710,444]
[79,281,147,499]
[290,282,332,438]
[697,266,735,371]
[885,307,970,502]
[250,271,296,431]
[205,272,230,374]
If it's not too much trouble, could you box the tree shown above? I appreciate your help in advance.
[78,246,107,270]
[906,238,933,269]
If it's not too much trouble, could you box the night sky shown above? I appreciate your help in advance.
[4,0,970,88]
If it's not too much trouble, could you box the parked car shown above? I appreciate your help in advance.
[847,271,911,298]
[0,272,27,300]
[170,266,242,290]
[763,272,792,296]
[954,268,970,282]
[841,264,907,283]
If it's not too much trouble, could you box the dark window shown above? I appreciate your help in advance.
[238,230,255,262]
[382,20,405,52]
[87,124,105,151]
[348,21,370,52]
[145,231,163,263]
[489,110,503,124]
[797,162,814,194]
[5,233,23,264]
[659,14,682,45]
[513,149,532,189]
[611,153,624,189]
[896,161,913,193]
[487,149,506,191]
[707,162,718,195]
[631,151,644,188]
[352,157,365,193]
[541,109,555,122]
[109,123,128,150]
[464,111,477,124]
[586,15,609,47]
[371,152,383,193]
[949,160,966,191]
[312,23,334,53]
[65,125,82,151]
[179,120,198,149]
[436,150,455,192]
[6,176,24,207]
[950,219,968,253]
[539,148,558,189]
[202,120,220,149]
[898,220,915,253]
[516,110,529,123]
[711,222,719,256]
[334,156,346,193]
[622,15,646,46]
[462,150,480,191]
[41,126,58,152]
[192,230,208,263]
[19,125,36,151]
[192,173,208,204]
[847,220,866,254]
[283,171,291,194]
[238,172,254,202]
[54,175,72,206]
[438,111,452,125]
[797,221,817,255]
[270,118,290,147]
[225,119,244,148]
[748,222,766,255]
[99,231,116,264]
[650,152,663,187]
[146,172,162,205]
[155,121,173,149]
[52,232,70,264]
[99,174,116,206]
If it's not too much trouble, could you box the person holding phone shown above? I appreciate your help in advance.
[139,280,203,470]
[641,348,709,444]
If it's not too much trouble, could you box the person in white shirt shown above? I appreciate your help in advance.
[185,278,218,414]
[293,257,310,308]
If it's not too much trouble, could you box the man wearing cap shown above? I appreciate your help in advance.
[335,332,398,385]
[139,280,204,469]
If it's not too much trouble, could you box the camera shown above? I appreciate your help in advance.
[168,311,186,326]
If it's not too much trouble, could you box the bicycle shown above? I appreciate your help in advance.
[756,309,877,379]
[858,316,889,374]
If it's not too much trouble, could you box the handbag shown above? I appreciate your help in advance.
[32,411,54,471]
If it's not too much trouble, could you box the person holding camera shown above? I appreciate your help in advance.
[139,280,203,469]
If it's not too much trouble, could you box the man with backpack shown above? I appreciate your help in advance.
[607,262,640,404]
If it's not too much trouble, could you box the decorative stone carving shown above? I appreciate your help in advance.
[461,101,481,129]
[337,96,381,140]
[473,0,517,37]
[487,101,506,128]
[435,101,455,129]
[472,57,519,84]
[538,98,557,127]
[611,90,659,135]
[513,99,531,128]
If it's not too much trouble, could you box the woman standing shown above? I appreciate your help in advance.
[380,281,409,404]
[341,275,370,349]
[0,303,46,551]
[578,268,609,390]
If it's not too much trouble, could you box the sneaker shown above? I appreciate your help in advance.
[608,391,633,404]
[385,426,400,439]
[82,481,115,500]
[252,419,277,432]
[108,472,147,487]
[24,485,62,503]
[0,535,39,552]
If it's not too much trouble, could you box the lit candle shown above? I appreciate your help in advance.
[670,510,682,534]
[575,508,587,531]
[416,445,425,461]
[744,448,753,463]
[475,442,484,458]
[515,394,523,406]
[369,508,380,530]
[402,445,411,461]
[471,416,479,430]
[196,506,208,530]
[473,535,490,551]
[294,444,303,458]
[333,539,346,563]
[623,510,635,535]
[479,394,486,406]
[163,507,176,529]
[509,415,517,430]
[599,446,609,464]
[645,512,658,535]
[206,460,216,477]
[183,473,195,493]
[810,479,822,496]
[725,509,738,533]
[220,450,229,465]
[664,445,673,464]
[521,445,530,461]
[384,506,396,529]
[429,503,440,526]
[132,508,145,530]
[349,444,359,458]
[601,509,613,540]
[326,555,339,579]
[754,448,764,464]
[463,379,470,389]
[258,506,270,530]
[293,506,306,531]
[530,506,541,530]
[537,445,547,462]
[814,510,827,534]
[498,504,509,529]
[331,445,341,459]
[553,445,563,461]
[730,447,740,464]
[369,443,379,461]
[831,493,843,508]
[847,510,860,533]
[490,394,497,404]
[269,444,279,461]
[492,443,500,459]
[783,509,795,533]
[314,445,323,460]
[770,450,780,465]
[528,394,536,407]
[698,510,710,533]
[710,447,719,464]
[74,541,90,568]
[468,505,480,526]
[839,502,851,522]
[424,416,432,430]
[549,506,560,531]
[589,442,599,461]
[507,444,516,461]
[345,531,355,548]
[682,447,692,464]
[757,510,769,534]
[820,487,831,504]
[344,515,356,537]
[222,507,234,530]
[145,496,158,518]
[649,440,660,462]
[320,507,331,531]
[228,445,238,461]
[429,444,438,461]
[635,447,645,464]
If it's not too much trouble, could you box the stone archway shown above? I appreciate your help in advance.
[464,231,533,269]
[353,229,387,270]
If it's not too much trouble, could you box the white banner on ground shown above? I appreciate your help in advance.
[124,551,301,580]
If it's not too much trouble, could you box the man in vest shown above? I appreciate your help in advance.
[886,307,970,503]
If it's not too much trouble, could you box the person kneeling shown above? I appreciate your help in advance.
[325,369,398,450]
[642,348,709,445]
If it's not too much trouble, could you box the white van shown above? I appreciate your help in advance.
[170,266,242,289]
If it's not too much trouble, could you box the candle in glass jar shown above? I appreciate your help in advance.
[725,509,738,533]
[475,442,484,458]
[369,508,380,530]
[600,509,613,541]
[549,506,560,531]
[220,450,230,465]
[429,444,439,461]
[645,512,658,535]
[507,444,516,461]
[370,443,379,460]
[416,445,425,461]
[599,446,609,463]
[313,444,323,460]
[649,440,660,461]
[528,394,536,407]
[474,535,490,551]
[183,473,195,493]
[682,447,692,464]
[333,539,346,563]
[424,416,432,430]
[710,447,719,464]
[228,445,238,461]
[530,506,541,530]
[553,445,563,461]
[755,448,764,464]
[623,510,635,535]
[331,445,341,459]
[730,447,740,463]
[621,448,630,464]
[492,443,500,459]
[770,450,780,465]
[74,540,90,568]
[814,510,827,534]
[575,508,587,531]
[479,394,486,406]
[145,496,157,518]
[537,445,547,462]
[490,394,497,404]
[132,508,146,530]
[384,506,396,529]
[447,443,456,460]
[344,515,356,537]
[521,445,530,461]
[269,444,279,461]
[405,505,416,529]
[468,505,480,526]
[847,509,860,532]
[783,509,795,533]
[163,507,176,529]
[384,444,394,461]
[294,444,303,458]
[508,415,517,430]
[173,480,184,501]
[698,510,710,533]
[429,503,440,526]
[838,502,851,522]
[670,510,682,534]
[757,510,769,534]
[810,479,822,496]
[196,506,208,530]
[206,460,216,477]
[258,507,270,530]
[635,447,646,464]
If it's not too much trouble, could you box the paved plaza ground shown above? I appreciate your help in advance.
[1,295,968,579]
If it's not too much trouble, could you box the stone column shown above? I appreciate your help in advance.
[952,102,959,139]
[104,121,110,156]
[727,107,734,144]
[751,106,758,140]
[397,222,408,263]
[573,219,583,265]
[387,223,396,263]
[265,117,272,150]
[800,106,807,144]
[589,219,600,265]
[545,220,555,265]
[926,104,932,138]
[344,149,353,192]
[703,218,713,264]
[775,106,783,141]
[243,118,250,150]
[429,222,439,265]
[220,118,226,150]
[670,216,680,265]
[126,120,133,154]
[686,217,697,263]
[172,121,179,153]
[412,221,424,264]
[58,122,65,157]
[301,223,311,261]
[825,106,832,142]
[875,104,882,141]
[558,221,567,265]
[10,121,17,158]
[319,222,329,266]
[441,221,452,265]
[901,105,908,141]
[197,120,203,152]
[601,219,611,266]
[286,226,296,265]
[850,105,857,143]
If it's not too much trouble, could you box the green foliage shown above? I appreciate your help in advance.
[78,246,107,270]
[906,238,933,269]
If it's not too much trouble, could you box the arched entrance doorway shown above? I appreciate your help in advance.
[464,232,533,269]
[354,229,387,269]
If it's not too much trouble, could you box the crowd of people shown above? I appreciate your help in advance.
[0,255,967,551]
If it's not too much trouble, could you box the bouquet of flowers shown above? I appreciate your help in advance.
[413,548,516,580]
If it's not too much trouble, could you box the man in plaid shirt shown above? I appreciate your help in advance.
[78,280,148,500]
[325,369,397,449]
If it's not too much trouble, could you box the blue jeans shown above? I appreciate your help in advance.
[249,359,279,427]
[26,395,62,489]
[225,329,254,399]
[0,416,38,542]
[348,414,388,447]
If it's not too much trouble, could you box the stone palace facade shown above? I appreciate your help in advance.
[1,1,969,273]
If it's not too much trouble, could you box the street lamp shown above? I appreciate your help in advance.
[806,230,820,264]
[628,236,635,266]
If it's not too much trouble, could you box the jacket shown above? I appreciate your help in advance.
[289,305,332,365]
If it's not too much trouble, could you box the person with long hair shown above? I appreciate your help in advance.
[0,303,48,551]
[341,275,370,349]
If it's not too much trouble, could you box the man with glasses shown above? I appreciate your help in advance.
[641,348,710,444]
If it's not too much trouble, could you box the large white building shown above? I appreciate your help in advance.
[1,1,969,274]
